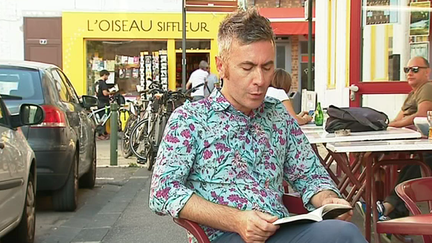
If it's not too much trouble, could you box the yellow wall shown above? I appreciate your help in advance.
[62,12,227,94]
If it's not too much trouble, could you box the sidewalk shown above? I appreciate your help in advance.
[96,138,141,167]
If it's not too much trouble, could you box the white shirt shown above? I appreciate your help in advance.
[266,86,289,102]
[188,69,208,97]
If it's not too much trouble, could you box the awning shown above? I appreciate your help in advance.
[258,8,315,36]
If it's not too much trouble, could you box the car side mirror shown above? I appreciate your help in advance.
[11,104,45,128]
[81,95,98,109]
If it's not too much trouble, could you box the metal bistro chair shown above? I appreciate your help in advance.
[376,177,432,243]
[173,193,308,243]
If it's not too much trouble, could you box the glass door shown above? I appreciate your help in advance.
[349,0,429,119]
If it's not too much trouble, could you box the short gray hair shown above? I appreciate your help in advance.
[199,60,209,69]
[218,8,275,61]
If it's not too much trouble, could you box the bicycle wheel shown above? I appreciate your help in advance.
[130,118,151,161]
[146,114,167,171]
[121,114,137,158]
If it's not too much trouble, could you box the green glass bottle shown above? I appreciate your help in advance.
[315,102,324,126]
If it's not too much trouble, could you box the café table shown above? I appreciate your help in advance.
[299,123,325,133]
[326,139,432,242]
[300,127,422,188]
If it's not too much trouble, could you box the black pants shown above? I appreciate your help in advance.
[97,103,110,136]
[384,152,432,218]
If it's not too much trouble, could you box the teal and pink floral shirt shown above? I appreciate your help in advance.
[149,90,340,242]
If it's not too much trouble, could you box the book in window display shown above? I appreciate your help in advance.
[145,55,153,82]
[139,52,146,90]
[160,52,168,89]
[152,51,160,82]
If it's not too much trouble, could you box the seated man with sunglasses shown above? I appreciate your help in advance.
[389,56,432,127]
[357,56,432,241]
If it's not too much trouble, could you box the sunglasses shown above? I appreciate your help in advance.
[403,66,428,73]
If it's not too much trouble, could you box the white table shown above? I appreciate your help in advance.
[325,138,432,242]
[299,123,324,133]
[305,127,421,144]
[327,139,432,153]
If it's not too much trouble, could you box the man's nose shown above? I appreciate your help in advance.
[252,68,266,86]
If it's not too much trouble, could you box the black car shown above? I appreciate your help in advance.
[0,61,99,211]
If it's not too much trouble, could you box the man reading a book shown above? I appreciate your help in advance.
[149,8,366,243]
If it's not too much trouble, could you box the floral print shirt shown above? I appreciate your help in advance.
[149,90,340,242]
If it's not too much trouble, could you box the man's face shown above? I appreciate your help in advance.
[405,58,430,88]
[216,40,275,115]
[103,74,109,80]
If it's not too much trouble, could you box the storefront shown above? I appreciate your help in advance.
[62,12,226,95]
[316,0,431,119]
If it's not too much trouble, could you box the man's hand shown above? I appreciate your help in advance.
[237,210,280,243]
[321,197,353,222]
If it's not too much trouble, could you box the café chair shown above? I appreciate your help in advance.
[173,193,308,243]
[375,177,432,243]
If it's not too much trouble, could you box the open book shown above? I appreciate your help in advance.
[273,204,352,225]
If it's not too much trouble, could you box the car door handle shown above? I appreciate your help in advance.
[0,142,4,149]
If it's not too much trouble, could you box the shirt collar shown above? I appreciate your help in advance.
[208,89,231,112]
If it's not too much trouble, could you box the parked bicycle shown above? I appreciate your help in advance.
[121,80,163,158]
[129,86,194,170]
[88,93,128,136]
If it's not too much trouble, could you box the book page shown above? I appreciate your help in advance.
[273,204,352,225]
[273,212,321,225]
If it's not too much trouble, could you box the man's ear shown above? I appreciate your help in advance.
[215,56,225,79]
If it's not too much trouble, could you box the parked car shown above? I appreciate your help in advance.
[0,97,45,243]
[0,61,99,211]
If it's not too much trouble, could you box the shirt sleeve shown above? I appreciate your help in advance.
[99,81,108,92]
[149,107,197,218]
[416,83,432,104]
[282,106,341,211]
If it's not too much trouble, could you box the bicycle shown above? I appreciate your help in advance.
[88,94,129,136]
[129,87,193,170]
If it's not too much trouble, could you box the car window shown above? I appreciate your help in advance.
[56,70,80,103]
[51,70,72,102]
[0,67,43,101]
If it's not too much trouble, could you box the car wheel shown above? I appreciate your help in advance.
[79,140,97,189]
[3,173,36,243]
[53,152,78,211]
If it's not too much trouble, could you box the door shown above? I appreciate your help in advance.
[0,100,25,230]
[275,41,292,74]
[24,17,62,68]
[56,69,94,176]
[349,1,415,120]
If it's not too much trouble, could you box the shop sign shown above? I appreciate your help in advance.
[86,19,210,33]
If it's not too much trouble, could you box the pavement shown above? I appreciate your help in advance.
[96,136,141,167]
[35,167,187,243]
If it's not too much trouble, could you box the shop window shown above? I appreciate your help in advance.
[361,0,431,82]
[300,41,315,91]
[300,41,315,54]
[86,40,168,95]
[276,45,286,69]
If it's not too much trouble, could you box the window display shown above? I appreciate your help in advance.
[86,40,168,95]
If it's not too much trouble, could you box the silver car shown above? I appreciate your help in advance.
[0,97,44,243]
